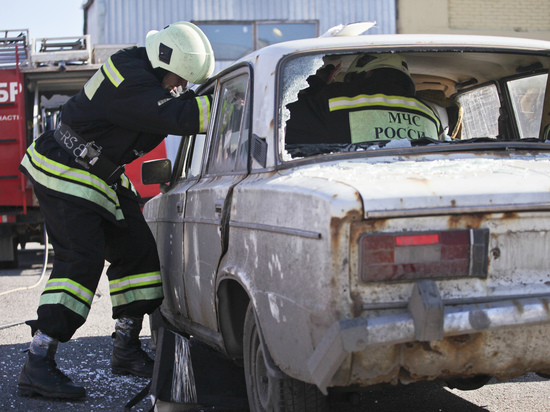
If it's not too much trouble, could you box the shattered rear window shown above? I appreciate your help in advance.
[279,51,550,161]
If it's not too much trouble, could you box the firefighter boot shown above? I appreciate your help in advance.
[17,330,86,399]
[111,316,154,378]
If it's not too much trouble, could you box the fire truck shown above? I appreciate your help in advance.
[0,29,165,267]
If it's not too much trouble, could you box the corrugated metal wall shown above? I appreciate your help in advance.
[85,0,396,46]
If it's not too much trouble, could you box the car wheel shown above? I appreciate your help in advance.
[243,302,328,411]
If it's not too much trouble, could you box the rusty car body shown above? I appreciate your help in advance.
[143,29,550,410]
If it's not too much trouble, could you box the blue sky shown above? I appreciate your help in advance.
[0,0,84,39]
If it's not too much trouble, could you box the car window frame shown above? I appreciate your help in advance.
[500,69,548,140]
[204,65,252,177]
[276,47,550,166]
[164,83,218,188]
[168,135,193,186]
[453,80,503,140]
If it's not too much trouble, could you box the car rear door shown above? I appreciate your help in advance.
[183,67,251,331]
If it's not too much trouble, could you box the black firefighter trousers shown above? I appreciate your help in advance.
[28,185,163,342]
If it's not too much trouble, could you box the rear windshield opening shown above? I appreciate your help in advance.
[279,51,550,160]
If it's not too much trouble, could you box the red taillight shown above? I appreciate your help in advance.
[360,229,488,282]
[395,233,439,246]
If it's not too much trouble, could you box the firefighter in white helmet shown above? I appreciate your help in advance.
[18,22,214,400]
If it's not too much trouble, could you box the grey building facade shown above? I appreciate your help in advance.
[83,0,396,72]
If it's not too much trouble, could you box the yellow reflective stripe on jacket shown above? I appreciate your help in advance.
[119,173,138,196]
[103,56,125,87]
[84,69,105,100]
[196,96,211,133]
[329,93,441,126]
[21,142,125,221]
[44,278,94,305]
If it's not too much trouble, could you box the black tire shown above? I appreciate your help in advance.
[243,302,328,412]
[446,374,492,391]
[10,238,19,268]
[0,238,18,269]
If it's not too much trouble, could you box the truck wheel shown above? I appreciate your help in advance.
[243,303,328,411]
[1,238,18,269]
[10,238,18,268]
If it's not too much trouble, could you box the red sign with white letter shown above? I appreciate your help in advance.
[0,69,30,208]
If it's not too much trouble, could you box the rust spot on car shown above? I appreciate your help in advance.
[447,213,488,229]
[420,342,443,355]
[542,298,550,313]
[513,299,525,315]
[502,212,519,220]
[449,334,473,344]
[349,218,388,250]
[350,291,363,317]
[330,209,363,240]
[451,199,457,207]
[363,219,390,233]
[395,333,487,380]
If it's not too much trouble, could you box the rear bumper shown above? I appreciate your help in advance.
[307,280,550,393]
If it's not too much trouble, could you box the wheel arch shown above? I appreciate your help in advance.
[217,277,251,361]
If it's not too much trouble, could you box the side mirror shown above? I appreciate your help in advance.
[141,159,172,185]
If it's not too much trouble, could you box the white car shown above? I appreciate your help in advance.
[143,30,550,411]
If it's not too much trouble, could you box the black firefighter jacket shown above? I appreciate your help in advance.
[20,46,211,226]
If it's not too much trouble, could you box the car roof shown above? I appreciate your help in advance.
[229,33,550,89]
[241,34,550,61]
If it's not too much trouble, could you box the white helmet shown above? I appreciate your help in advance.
[359,53,412,78]
[146,22,214,84]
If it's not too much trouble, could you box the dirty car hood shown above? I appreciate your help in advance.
[286,154,550,218]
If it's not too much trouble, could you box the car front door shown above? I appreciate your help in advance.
[151,133,207,321]
[183,68,251,332]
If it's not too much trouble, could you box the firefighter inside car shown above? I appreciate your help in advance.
[285,53,444,144]
[17,22,214,400]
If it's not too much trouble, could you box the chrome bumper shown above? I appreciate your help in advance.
[307,280,550,394]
